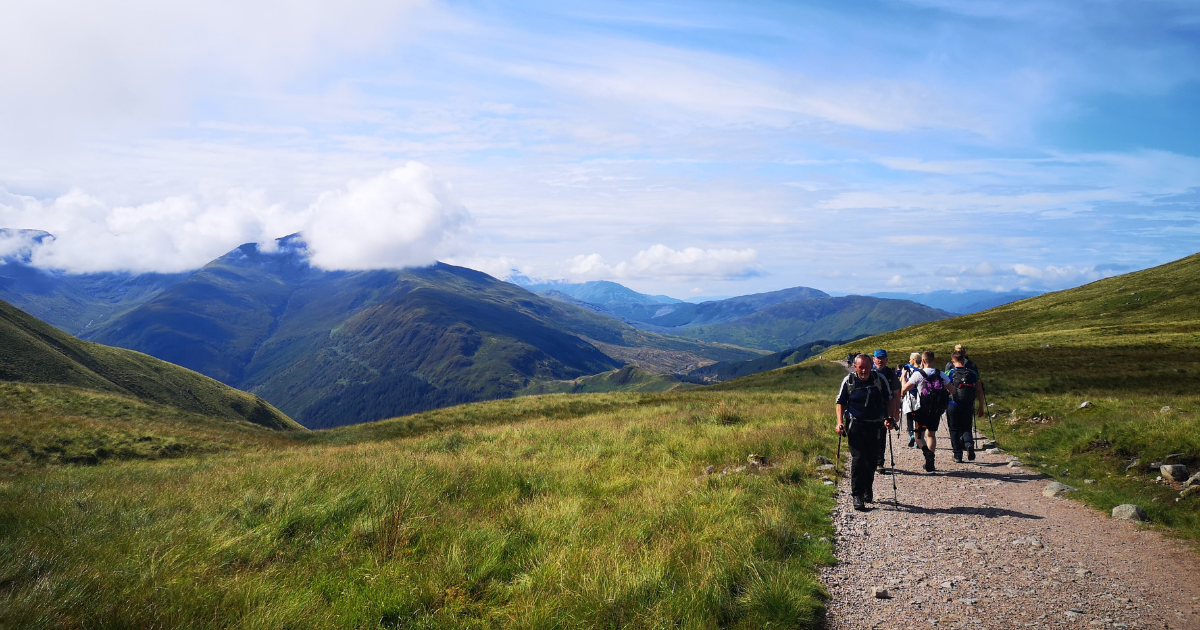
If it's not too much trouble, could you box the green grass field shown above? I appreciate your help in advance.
[1,367,847,629]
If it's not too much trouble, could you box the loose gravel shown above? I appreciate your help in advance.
[821,424,1200,629]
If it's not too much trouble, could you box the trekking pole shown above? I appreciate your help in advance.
[986,411,999,449]
[835,431,843,477]
[887,427,898,504]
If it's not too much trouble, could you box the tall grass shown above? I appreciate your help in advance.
[1,374,846,629]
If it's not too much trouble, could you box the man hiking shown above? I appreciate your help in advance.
[946,349,987,463]
[900,350,951,472]
[872,349,902,473]
[900,352,921,447]
[835,354,895,511]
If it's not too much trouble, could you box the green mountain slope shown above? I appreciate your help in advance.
[0,300,300,431]
[680,296,949,351]
[81,238,760,428]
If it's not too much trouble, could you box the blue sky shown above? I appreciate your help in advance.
[0,0,1197,297]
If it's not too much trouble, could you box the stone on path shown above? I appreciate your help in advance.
[986,448,1002,454]
[981,440,998,449]
[1112,504,1148,521]
[1159,464,1188,482]
[1044,481,1077,497]
[870,587,891,599]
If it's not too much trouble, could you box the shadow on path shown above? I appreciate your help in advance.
[868,502,1044,520]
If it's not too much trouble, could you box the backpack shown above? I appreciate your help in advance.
[917,368,949,419]
[844,372,888,416]
[949,366,977,405]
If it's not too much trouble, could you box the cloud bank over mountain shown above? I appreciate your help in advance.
[0,163,469,273]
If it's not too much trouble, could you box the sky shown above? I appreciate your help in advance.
[1,0,1197,298]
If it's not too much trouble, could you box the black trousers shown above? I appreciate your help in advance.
[847,418,884,499]
[946,403,975,457]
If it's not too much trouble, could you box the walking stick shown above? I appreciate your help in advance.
[986,411,998,449]
[887,426,898,504]
[835,432,843,477]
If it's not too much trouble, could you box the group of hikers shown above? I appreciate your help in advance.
[834,345,986,511]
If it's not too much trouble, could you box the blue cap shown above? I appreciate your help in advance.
[873,349,888,358]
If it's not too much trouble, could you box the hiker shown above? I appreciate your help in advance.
[872,349,902,473]
[900,352,921,447]
[945,344,979,376]
[900,350,951,472]
[835,354,895,510]
[946,349,986,463]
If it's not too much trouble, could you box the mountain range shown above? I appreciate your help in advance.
[2,234,763,428]
[516,278,950,351]
[867,289,1043,314]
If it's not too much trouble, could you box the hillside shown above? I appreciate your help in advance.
[868,289,1042,314]
[684,339,845,383]
[79,237,760,428]
[680,295,950,351]
[0,300,300,431]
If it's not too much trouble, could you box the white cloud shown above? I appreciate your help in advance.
[0,162,469,273]
[566,244,759,281]
[887,275,904,287]
[0,0,428,145]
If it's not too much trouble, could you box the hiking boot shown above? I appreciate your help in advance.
[968,448,976,461]
[923,449,935,472]
[953,455,964,464]
[853,496,867,511]
[866,490,874,503]
[908,434,916,448]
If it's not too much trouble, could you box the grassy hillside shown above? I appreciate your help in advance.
[0,382,299,472]
[0,300,300,431]
[775,253,1200,537]
[684,340,843,384]
[681,296,949,351]
[1,369,847,629]
[518,365,695,395]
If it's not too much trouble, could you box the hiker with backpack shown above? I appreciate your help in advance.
[871,349,902,473]
[835,354,896,511]
[900,352,921,448]
[900,350,952,472]
[946,349,987,463]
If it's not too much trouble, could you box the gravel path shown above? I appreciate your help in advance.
[820,422,1200,629]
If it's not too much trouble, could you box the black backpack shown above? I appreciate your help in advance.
[949,366,977,405]
[844,372,888,414]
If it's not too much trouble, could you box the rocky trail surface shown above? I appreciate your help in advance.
[821,423,1200,629]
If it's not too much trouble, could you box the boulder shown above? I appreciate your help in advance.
[1078,401,1092,409]
[1111,504,1148,521]
[1180,485,1200,499]
[1160,464,1188,482]
[1043,481,1077,498]
[985,448,1003,455]
[870,587,891,599]
[1160,406,1172,413]
[981,440,998,449]
[817,464,835,471]
[1185,472,1200,489]
[815,455,833,465]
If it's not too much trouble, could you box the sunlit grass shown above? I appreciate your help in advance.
[1,370,846,629]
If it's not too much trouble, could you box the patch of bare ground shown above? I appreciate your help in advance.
[822,424,1200,630]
